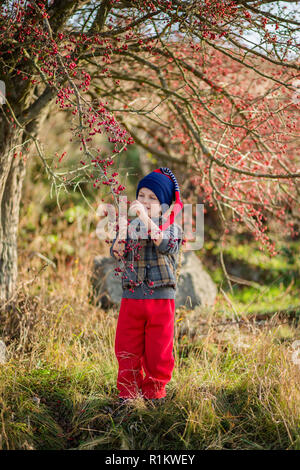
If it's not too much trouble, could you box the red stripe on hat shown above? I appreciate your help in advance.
[153,168,171,179]
[152,168,183,231]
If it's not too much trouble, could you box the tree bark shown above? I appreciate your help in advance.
[0,117,27,307]
[0,106,48,307]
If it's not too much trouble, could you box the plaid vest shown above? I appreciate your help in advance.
[120,219,181,291]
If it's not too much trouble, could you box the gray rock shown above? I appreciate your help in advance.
[90,256,123,309]
[90,251,217,312]
[175,251,217,310]
[0,340,6,364]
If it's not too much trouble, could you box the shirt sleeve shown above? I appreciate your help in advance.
[110,231,130,260]
[156,223,183,255]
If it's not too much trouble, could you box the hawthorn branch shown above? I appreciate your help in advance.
[119,120,186,167]
[18,86,57,126]
[172,98,300,180]
[97,9,161,37]
[89,0,113,34]
[47,0,91,34]
[235,0,300,27]
[90,41,300,181]
[199,18,300,71]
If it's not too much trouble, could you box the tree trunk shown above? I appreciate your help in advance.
[0,118,27,307]
[0,98,50,307]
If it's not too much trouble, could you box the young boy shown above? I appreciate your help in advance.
[110,167,184,403]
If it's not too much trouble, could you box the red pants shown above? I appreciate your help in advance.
[114,298,175,399]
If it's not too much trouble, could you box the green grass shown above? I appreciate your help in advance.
[201,234,300,317]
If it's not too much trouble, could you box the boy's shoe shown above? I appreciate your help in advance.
[118,396,145,407]
[145,397,166,407]
[119,397,137,405]
[112,397,137,418]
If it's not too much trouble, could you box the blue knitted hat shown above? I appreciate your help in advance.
[137,171,174,210]
[136,167,183,231]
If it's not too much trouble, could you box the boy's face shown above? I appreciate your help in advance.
[137,187,162,218]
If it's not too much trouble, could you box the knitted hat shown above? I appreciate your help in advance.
[136,167,183,231]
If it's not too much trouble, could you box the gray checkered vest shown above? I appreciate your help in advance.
[121,226,181,291]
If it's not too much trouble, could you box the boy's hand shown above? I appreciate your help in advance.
[128,200,149,223]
